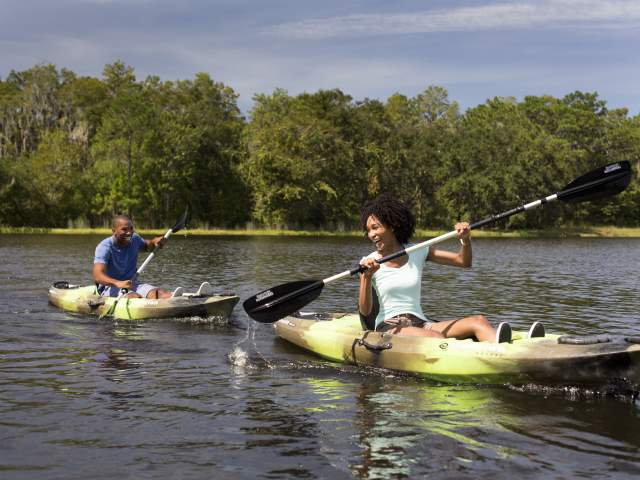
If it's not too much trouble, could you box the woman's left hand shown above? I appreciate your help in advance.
[455,222,470,241]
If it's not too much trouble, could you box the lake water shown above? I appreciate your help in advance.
[1,234,639,479]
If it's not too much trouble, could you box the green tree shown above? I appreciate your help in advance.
[90,61,159,223]
[439,97,572,228]
[154,73,249,227]
[22,129,90,226]
[244,89,361,228]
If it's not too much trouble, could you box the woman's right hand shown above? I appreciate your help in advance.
[359,257,380,280]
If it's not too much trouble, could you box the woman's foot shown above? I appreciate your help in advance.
[496,322,512,343]
[527,321,545,338]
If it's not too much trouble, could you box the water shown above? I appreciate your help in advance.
[1,234,639,479]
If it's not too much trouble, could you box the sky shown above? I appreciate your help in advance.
[1,0,639,115]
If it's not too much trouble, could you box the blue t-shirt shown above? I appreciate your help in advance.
[94,233,146,281]
[362,244,429,329]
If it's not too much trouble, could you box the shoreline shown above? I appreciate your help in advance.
[2,226,640,238]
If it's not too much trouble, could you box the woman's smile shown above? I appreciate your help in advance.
[366,214,399,254]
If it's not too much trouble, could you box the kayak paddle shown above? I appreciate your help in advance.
[243,161,632,323]
[99,208,188,318]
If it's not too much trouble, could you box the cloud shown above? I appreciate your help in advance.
[1,0,637,114]
[265,0,640,39]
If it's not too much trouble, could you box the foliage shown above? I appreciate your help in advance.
[0,62,638,229]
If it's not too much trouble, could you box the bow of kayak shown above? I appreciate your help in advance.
[49,283,239,321]
[274,313,640,386]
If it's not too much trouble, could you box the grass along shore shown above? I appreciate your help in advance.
[2,226,640,238]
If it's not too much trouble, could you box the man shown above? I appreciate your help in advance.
[93,215,171,299]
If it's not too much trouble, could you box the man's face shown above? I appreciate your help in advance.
[112,219,134,246]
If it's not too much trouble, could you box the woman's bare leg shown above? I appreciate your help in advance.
[146,288,172,299]
[430,315,496,342]
[387,326,445,338]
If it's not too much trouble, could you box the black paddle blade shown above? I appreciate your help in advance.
[243,279,324,323]
[559,161,632,203]
[171,208,189,233]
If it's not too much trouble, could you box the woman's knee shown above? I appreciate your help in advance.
[469,314,489,326]
[146,288,160,299]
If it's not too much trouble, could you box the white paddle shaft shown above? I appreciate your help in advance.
[134,227,174,278]
[322,193,559,286]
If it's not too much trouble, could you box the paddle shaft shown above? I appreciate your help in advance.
[321,193,565,286]
[129,226,176,285]
[324,162,633,287]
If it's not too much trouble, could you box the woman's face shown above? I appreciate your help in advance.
[366,214,397,252]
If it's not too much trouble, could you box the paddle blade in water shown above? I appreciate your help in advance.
[243,279,324,323]
[559,161,632,203]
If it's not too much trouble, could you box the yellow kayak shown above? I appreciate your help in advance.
[274,313,640,386]
[49,282,239,321]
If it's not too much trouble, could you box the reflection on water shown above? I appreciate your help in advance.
[1,234,639,478]
[292,371,640,479]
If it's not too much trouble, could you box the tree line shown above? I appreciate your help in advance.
[1,62,638,230]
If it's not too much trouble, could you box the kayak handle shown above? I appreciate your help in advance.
[356,338,393,351]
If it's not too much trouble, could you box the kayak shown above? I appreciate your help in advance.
[48,282,239,320]
[274,313,640,386]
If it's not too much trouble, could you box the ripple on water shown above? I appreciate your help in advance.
[2,235,640,479]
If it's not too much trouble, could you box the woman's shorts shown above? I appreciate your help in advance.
[376,313,434,333]
[98,283,156,298]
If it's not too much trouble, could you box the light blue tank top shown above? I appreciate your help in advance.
[363,244,429,329]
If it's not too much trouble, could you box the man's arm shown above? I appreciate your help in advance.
[93,263,132,290]
[141,236,165,252]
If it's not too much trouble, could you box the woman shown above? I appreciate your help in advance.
[358,194,543,343]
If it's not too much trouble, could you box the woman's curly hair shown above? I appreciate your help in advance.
[360,194,415,244]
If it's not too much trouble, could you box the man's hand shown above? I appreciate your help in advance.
[115,279,133,290]
[150,236,165,248]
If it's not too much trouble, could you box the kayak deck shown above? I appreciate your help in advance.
[274,313,640,386]
[49,284,239,321]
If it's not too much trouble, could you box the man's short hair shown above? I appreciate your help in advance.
[112,214,133,229]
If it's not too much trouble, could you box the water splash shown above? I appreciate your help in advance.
[227,317,275,371]
[228,345,250,368]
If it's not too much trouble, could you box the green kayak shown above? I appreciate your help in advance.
[49,282,239,321]
[274,313,640,386]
